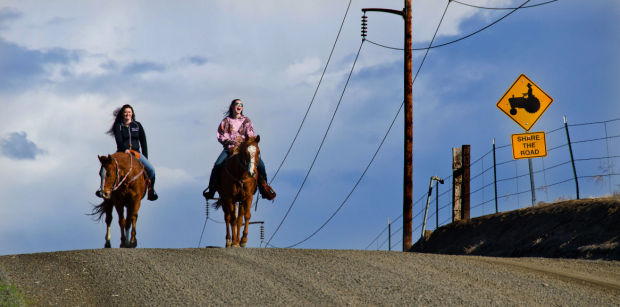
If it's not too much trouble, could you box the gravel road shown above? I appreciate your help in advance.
[1,248,619,306]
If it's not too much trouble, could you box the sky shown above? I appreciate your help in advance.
[0,0,618,255]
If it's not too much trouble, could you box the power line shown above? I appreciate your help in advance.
[266,40,365,247]
[284,100,404,248]
[365,0,533,51]
[452,0,557,10]
[283,0,452,249]
[270,0,353,184]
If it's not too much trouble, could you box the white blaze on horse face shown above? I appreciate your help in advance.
[247,145,257,176]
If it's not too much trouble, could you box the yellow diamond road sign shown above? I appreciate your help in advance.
[497,74,553,131]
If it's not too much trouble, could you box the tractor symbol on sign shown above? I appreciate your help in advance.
[508,83,540,115]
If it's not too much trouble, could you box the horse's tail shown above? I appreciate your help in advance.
[89,200,110,221]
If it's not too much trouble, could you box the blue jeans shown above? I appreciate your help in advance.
[140,155,156,182]
[214,149,267,181]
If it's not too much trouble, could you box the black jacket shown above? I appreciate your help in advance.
[113,121,148,158]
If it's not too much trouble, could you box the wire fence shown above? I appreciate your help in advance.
[366,117,620,251]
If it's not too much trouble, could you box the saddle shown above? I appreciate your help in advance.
[129,149,141,159]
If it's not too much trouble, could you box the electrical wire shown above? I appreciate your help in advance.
[365,0,532,51]
[284,100,404,248]
[266,40,365,247]
[284,0,453,249]
[361,1,452,250]
[270,0,353,184]
[452,0,557,10]
[253,0,352,221]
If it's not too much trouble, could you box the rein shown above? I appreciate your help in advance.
[108,153,145,192]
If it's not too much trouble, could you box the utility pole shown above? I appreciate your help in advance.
[363,0,413,251]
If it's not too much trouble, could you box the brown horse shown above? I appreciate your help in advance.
[91,152,148,248]
[215,136,261,247]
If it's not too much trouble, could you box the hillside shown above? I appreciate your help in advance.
[412,197,620,260]
[1,248,619,306]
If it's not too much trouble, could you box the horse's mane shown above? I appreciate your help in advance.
[231,136,259,156]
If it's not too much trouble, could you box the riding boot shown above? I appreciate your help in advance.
[203,166,219,200]
[258,176,276,200]
[148,177,158,201]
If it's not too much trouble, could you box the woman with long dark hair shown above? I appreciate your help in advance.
[203,99,276,200]
[106,104,158,201]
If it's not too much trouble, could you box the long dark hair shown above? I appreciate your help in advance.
[225,99,243,118]
[106,104,135,136]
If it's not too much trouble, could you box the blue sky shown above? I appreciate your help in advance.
[0,0,618,255]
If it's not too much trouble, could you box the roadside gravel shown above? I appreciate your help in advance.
[0,248,618,306]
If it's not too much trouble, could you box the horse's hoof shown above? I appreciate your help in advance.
[240,242,246,248]
[232,244,240,248]
[129,240,137,248]
[104,241,111,248]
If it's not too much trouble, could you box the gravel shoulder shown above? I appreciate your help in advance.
[1,248,619,306]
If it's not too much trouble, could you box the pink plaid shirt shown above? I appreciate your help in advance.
[217,116,255,149]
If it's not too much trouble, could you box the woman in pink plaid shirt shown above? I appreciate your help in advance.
[204,99,276,200]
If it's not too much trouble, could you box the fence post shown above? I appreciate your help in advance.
[452,145,471,221]
[452,147,462,222]
[462,145,471,220]
[435,179,439,228]
[493,138,498,213]
[388,217,391,251]
[564,116,580,199]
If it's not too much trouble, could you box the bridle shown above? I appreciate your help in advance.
[100,153,145,193]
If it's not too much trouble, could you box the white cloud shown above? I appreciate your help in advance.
[156,166,195,190]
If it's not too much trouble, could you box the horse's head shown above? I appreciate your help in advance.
[97,154,118,199]
[238,135,260,177]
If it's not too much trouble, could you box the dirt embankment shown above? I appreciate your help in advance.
[1,248,620,306]
[412,197,620,260]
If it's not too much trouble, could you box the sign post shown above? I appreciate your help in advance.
[497,74,553,207]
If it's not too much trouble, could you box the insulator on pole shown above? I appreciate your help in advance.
[260,225,265,241]
[361,14,368,39]
[205,200,210,219]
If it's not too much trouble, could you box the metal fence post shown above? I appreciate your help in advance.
[388,218,391,251]
[435,179,439,229]
[493,138,498,213]
[564,116,580,199]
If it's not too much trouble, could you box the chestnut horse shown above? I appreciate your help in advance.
[215,136,261,247]
[91,152,148,248]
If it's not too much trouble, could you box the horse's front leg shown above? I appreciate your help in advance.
[222,198,232,248]
[127,199,140,248]
[240,198,252,248]
[115,204,127,248]
[232,202,242,247]
[104,201,113,248]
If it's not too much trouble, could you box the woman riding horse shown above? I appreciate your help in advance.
[203,99,276,201]
[106,104,158,201]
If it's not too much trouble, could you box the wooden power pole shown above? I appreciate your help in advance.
[363,0,413,251]
[403,0,413,252]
